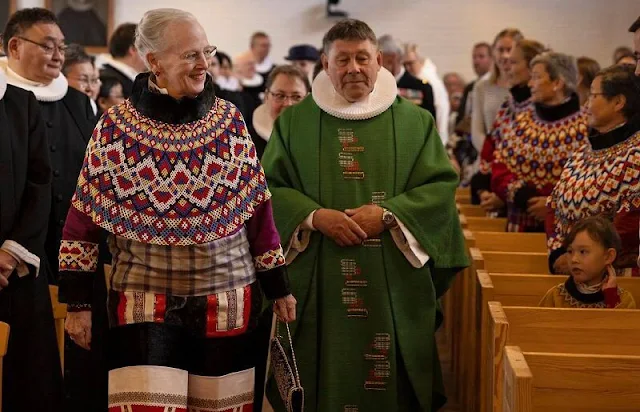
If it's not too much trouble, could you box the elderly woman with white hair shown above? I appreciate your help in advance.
[490,52,589,232]
[58,8,296,411]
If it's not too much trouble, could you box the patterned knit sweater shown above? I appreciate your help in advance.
[491,94,589,232]
[539,276,636,309]
[58,74,289,308]
[546,119,640,275]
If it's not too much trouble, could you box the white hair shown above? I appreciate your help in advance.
[378,34,403,56]
[135,8,197,69]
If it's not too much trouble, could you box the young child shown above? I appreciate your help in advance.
[540,216,636,309]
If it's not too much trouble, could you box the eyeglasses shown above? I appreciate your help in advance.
[268,91,304,104]
[16,36,67,55]
[69,76,101,88]
[182,46,217,63]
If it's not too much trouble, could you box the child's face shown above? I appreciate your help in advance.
[567,231,616,286]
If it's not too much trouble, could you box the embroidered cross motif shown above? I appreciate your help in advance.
[341,259,368,318]
[337,128,365,180]
[364,333,391,391]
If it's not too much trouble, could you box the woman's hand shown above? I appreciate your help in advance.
[273,294,297,323]
[603,265,618,290]
[65,311,92,350]
[479,191,504,212]
[526,197,548,221]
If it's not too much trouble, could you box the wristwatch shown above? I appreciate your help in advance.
[382,208,398,229]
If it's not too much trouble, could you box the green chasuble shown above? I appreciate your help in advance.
[262,95,469,412]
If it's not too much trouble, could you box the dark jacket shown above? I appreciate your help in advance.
[41,87,97,282]
[397,70,437,121]
[100,63,135,98]
[0,85,63,412]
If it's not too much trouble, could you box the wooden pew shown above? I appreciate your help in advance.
[49,285,67,371]
[468,232,546,253]
[504,346,640,412]
[477,273,640,412]
[0,322,9,411]
[490,304,640,412]
[454,241,548,409]
[465,217,506,232]
[458,204,486,217]
[456,188,471,205]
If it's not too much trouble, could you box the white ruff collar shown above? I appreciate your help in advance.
[216,76,241,92]
[312,68,397,120]
[255,56,274,74]
[0,58,68,102]
[0,70,6,100]
[241,73,264,88]
[252,103,273,141]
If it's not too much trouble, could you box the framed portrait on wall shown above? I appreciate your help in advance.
[1,0,18,36]
[45,0,114,52]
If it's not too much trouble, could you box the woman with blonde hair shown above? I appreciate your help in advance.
[471,28,523,159]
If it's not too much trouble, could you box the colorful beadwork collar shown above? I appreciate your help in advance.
[311,67,398,120]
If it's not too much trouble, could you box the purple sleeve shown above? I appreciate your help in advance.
[246,199,290,299]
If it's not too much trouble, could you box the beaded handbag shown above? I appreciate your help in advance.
[271,321,304,412]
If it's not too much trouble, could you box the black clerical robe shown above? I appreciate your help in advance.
[0,84,63,412]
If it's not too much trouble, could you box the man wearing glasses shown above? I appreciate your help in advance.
[1,7,100,412]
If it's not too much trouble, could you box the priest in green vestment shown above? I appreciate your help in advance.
[261,19,469,412]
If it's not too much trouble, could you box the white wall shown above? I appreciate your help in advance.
[16,0,639,80]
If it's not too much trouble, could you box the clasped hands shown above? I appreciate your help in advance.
[312,205,385,247]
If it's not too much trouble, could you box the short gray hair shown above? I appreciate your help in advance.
[135,8,197,69]
[378,34,402,56]
[530,52,578,96]
[322,19,377,54]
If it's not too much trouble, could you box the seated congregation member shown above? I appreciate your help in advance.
[540,216,635,309]
[0,67,61,412]
[576,57,601,107]
[251,65,310,157]
[379,35,437,123]
[547,64,640,276]
[64,43,101,114]
[96,75,125,113]
[262,19,468,411]
[59,9,296,411]
[402,43,450,141]
[473,39,546,217]
[214,51,241,91]
[491,52,588,232]
[284,44,320,83]
[99,23,146,97]
[207,50,249,117]
[470,29,522,167]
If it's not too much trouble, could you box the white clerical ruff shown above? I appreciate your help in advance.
[252,103,273,142]
[311,67,397,121]
[0,57,68,102]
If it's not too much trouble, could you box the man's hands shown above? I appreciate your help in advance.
[313,205,386,247]
[313,209,368,247]
[345,205,385,238]
[0,250,17,289]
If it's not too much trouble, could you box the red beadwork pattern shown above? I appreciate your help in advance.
[71,98,270,246]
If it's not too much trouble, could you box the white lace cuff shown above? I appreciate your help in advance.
[1,240,40,277]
